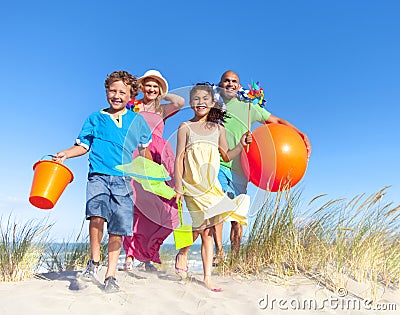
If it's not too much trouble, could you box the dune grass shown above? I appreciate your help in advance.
[0,215,52,281]
[43,220,108,272]
[43,220,91,272]
[0,217,110,280]
[219,186,400,298]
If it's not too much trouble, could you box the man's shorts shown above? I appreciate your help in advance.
[218,165,248,199]
[86,174,134,236]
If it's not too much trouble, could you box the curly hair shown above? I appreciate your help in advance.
[104,70,139,99]
[189,83,228,124]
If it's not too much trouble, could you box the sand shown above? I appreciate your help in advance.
[0,266,398,315]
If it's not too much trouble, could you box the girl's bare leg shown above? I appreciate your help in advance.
[201,227,222,292]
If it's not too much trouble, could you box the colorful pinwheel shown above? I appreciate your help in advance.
[237,80,267,152]
[238,81,266,108]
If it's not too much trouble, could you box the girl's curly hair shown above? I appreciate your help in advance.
[189,83,228,124]
[104,70,139,98]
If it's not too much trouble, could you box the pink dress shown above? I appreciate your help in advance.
[122,111,179,264]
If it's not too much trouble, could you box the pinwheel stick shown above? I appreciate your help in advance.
[247,101,251,152]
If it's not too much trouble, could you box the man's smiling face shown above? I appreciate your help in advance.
[218,71,241,101]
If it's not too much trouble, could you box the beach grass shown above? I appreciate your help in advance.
[43,220,91,272]
[0,216,110,279]
[43,219,109,272]
[0,215,52,281]
[219,186,400,299]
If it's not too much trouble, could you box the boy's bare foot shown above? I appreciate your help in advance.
[204,275,222,292]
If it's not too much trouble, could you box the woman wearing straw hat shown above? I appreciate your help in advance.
[121,70,184,271]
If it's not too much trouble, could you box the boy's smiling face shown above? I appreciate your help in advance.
[106,80,131,114]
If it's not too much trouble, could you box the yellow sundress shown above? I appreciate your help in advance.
[182,122,249,229]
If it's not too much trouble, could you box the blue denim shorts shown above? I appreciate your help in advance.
[86,174,134,236]
[218,165,248,199]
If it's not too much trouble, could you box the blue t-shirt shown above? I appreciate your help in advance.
[76,108,152,176]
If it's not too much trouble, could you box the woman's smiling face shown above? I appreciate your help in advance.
[142,78,160,103]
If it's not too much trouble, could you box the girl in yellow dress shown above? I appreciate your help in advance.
[174,83,252,292]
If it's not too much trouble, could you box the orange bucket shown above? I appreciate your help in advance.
[29,158,74,210]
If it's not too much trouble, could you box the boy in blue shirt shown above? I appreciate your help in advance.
[53,70,152,293]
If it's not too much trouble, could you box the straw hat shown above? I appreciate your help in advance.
[138,70,169,95]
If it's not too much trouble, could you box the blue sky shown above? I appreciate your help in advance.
[1,0,399,242]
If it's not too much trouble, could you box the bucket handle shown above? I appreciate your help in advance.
[177,200,185,227]
[40,154,56,161]
[33,154,74,181]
